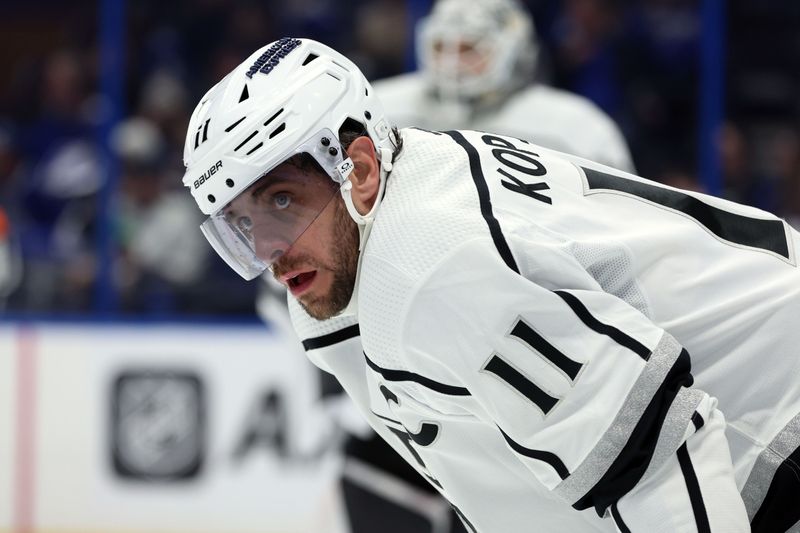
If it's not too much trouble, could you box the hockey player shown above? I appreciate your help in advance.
[257,2,636,530]
[182,38,800,532]
[372,0,634,172]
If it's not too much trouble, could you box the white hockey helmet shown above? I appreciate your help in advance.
[182,38,397,280]
[416,0,537,101]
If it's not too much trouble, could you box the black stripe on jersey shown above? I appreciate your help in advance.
[380,384,399,405]
[364,353,471,396]
[677,443,711,533]
[510,320,583,380]
[553,290,651,360]
[751,441,800,533]
[483,355,559,414]
[301,324,360,351]
[582,166,790,260]
[497,426,570,480]
[443,130,520,273]
[610,503,632,533]
[691,411,705,431]
[385,426,443,489]
[573,348,694,515]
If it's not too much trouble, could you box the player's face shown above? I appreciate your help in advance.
[268,168,360,320]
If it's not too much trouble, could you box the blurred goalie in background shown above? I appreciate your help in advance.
[373,0,634,172]
[257,0,634,531]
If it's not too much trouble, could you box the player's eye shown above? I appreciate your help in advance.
[273,192,292,210]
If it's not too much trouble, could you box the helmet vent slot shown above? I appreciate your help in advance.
[246,142,264,156]
[194,118,211,148]
[234,130,259,152]
[263,108,284,127]
[268,123,286,139]
[327,72,341,81]
[238,84,250,103]
[225,116,246,132]
[302,53,318,66]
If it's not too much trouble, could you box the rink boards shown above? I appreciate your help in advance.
[0,320,348,533]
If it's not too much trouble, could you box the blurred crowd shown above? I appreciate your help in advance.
[1,0,800,316]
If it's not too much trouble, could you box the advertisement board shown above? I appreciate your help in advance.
[0,321,347,533]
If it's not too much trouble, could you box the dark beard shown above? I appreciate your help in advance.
[274,198,360,320]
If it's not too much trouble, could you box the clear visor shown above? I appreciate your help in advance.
[200,129,353,280]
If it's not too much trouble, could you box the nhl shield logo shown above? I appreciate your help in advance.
[111,370,205,480]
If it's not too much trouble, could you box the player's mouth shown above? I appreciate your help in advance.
[282,270,318,297]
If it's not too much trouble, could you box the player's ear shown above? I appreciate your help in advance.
[345,136,380,215]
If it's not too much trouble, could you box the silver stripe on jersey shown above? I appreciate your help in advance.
[740,410,800,521]
[554,332,702,504]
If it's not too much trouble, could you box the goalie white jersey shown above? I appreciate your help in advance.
[290,128,800,532]
[371,72,635,173]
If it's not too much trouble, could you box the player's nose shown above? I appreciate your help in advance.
[254,232,291,264]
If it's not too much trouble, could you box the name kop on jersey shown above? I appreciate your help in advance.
[482,134,552,205]
[245,37,302,79]
[194,160,222,190]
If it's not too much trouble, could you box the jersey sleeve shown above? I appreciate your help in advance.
[401,237,749,531]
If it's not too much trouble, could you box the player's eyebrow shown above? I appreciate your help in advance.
[246,173,303,205]
[222,175,287,219]
[249,174,289,197]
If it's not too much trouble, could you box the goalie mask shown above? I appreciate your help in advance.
[182,38,397,280]
[416,0,537,101]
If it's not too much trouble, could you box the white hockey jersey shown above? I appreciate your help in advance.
[289,128,800,532]
[371,72,634,173]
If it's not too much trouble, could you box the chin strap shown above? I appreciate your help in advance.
[335,150,393,317]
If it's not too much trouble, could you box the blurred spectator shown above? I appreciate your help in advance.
[111,117,208,313]
[718,122,778,212]
[765,126,800,227]
[9,48,101,311]
[138,69,192,150]
[352,0,409,80]
[0,123,20,203]
[618,0,700,182]
[550,0,625,117]
[0,207,22,309]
